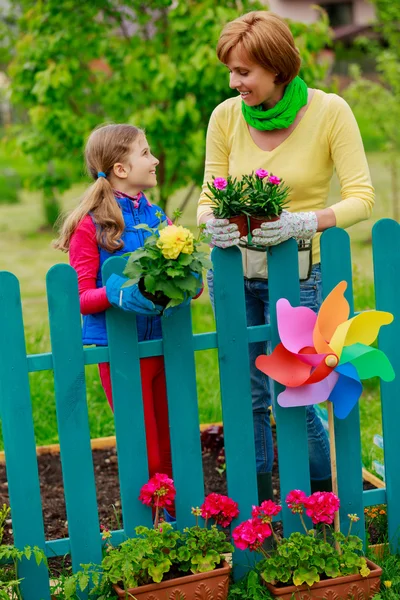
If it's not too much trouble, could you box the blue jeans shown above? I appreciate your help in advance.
[207,264,331,480]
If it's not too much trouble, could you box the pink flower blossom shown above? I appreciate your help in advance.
[213,177,228,190]
[286,489,307,513]
[255,169,269,179]
[139,473,176,509]
[252,500,282,522]
[232,518,272,551]
[200,493,239,527]
[304,492,340,525]
[269,175,281,185]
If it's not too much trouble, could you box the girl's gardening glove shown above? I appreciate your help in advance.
[205,218,241,248]
[106,274,161,316]
[252,210,318,247]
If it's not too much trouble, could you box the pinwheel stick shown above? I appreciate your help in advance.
[327,402,341,551]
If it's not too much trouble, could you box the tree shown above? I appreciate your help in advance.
[8,1,331,223]
[344,0,400,220]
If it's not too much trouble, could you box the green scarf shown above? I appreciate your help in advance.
[241,76,308,131]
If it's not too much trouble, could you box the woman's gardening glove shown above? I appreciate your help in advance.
[252,210,318,247]
[106,274,161,315]
[205,218,241,248]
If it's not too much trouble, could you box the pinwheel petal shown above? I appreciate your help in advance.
[315,281,350,343]
[340,343,395,382]
[328,363,362,419]
[329,311,393,357]
[278,371,339,408]
[256,344,312,387]
[276,298,317,353]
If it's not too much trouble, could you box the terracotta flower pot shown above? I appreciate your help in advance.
[113,560,231,599]
[263,559,382,600]
[249,214,280,234]
[228,215,248,238]
[139,278,170,307]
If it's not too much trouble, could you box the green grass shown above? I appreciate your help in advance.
[0,152,393,478]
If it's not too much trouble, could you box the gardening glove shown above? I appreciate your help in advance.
[106,274,161,316]
[162,273,203,318]
[252,210,318,247]
[205,218,241,249]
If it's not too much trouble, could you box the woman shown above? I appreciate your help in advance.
[197,11,374,504]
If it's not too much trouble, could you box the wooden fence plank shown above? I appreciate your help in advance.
[103,257,152,533]
[162,307,204,526]
[320,228,365,543]
[46,264,102,581]
[212,247,258,576]
[372,219,400,553]
[268,240,311,534]
[0,272,50,600]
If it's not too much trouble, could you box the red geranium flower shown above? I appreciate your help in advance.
[232,518,272,551]
[286,489,307,514]
[304,491,340,525]
[139,473,176,509]
[200,493,239,528]
[252,500,282,522]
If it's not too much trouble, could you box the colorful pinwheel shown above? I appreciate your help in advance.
[256,281,394,419]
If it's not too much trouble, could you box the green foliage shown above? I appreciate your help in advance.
[179,524,232,574]
[8,1,331,220]
[228,569,273,599]
[243,172,290,218]
[0,504,47,600]
[206,176,247,219]
[123,216,211,308]
[260,530,369,588]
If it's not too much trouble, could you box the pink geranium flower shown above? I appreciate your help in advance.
[255,169,269,179]
[213,177,228,190]
[139,473,176,508]
[232,518,272,551]
[252,500,282,522]
[200,492,239,527]
[269,175,281,185]
[304,492,340,525]
[286,489,307,514]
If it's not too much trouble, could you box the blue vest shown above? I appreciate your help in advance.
[82,195,165,346]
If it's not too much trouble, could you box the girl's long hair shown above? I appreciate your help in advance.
[54,124,143,252]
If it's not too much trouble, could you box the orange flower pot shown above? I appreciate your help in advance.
[228,215,248,238]
[263,559,382,600]
[249,214,280,234]
[113,560,231,599]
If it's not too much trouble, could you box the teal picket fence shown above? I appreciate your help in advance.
[0,220,399,599]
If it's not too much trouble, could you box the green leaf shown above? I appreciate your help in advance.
[155,279,184,300]
[292,565,319,587]
[144,273,157,294]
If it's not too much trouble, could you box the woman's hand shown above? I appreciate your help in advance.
[205,218,241,248]
[252,210,318,246]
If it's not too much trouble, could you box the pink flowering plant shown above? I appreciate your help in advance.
[232,490,370,589]
[63,475,236,597]
[206,175,248,219]
[242,169,290,218]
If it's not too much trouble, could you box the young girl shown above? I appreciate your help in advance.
[55,123,177,485]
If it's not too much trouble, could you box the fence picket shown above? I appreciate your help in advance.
[268,240,311,534]
[320,228,365,542]
[46,264,102,579]
[372,219,400,552]
[102,257,152,533]
[0,272,50,600]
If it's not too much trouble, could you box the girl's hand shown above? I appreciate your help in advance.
[251,210,318,247]
[106,274,161,315]
[205,218,241,248]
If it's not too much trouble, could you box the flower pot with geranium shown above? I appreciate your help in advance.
[206,175,249,237]
[123,210,211,310]
[232,489,382,600]
[243,169,290,235]
[61,474,237,600]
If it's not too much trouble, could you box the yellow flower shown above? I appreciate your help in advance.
[384,580,392,588]
[157,225,194,260]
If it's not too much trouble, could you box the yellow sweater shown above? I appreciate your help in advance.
[197,90,375,263]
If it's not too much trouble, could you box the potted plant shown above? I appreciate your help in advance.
[61,474,237,600]
[242,169,290,235]
[232,490,382,600]
[365,504,389,560]
[123,210,211,309]
[205,175,249,237]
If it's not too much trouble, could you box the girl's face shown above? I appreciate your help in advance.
[113,135,159,194]
[226,47,284,110]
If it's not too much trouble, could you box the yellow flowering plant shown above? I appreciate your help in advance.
[123,210,212,309]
